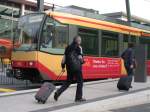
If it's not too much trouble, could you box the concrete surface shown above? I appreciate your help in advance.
[108,103,150,112]
[53,88,150,112]
[0,78,150,112]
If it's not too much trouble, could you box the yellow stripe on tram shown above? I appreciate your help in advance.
[0,88,16,92]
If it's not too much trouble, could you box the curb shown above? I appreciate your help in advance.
[0,79,117,97]
[0,89,38,97]
[0,88,16,92]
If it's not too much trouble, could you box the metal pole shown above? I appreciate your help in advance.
[11,7,14,41]
[37,0,44,12]
[125,0,131,42]
[21,4,25,16]
[125,0,131,25]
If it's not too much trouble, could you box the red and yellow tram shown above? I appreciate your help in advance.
[10,11,150,82]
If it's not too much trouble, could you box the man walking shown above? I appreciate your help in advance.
[121,43,136,88]
[54,35,86,102]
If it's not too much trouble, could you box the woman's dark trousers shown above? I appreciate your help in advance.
[56,70,83,100]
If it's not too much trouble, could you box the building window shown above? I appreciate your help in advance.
[0,18,18,39]
[101,31,118,57]
[78,28,98,56]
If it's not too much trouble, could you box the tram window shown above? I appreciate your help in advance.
[101,31,118,57]
[123,35,128,50]
[123,35,136,50]
[140,37,150,60]
[40,17,69,54]
[78,28,98,56]
[131,36,136,43]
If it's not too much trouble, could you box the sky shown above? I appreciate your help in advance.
[45,0,150,20]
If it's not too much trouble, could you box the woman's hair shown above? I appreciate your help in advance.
[72,35,81,44]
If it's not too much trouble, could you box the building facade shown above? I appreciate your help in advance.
[0,0,52,39]
[103,12,150,31]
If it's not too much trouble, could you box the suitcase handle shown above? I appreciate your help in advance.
[55,71,64,81]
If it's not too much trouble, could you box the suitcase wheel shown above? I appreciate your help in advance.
[37,99,46,104]
[118,88,129,91]
[42,101,46,104]
[37,100,41,103]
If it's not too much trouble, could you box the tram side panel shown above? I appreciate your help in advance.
[37,52,67,81]
[11,50,150,82]
[147,60,150,76]
[37,52,126,81]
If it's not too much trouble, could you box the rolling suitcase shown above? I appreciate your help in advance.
[117,75,132,91]
[35,82,55,104]
[35,72,64,104]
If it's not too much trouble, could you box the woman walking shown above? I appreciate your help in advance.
[54,35,86,102]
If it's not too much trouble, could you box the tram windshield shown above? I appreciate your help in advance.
[39,16,68,54]
[14,13,44,51]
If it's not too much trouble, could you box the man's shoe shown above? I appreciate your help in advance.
[54,92,59,101]
[75,98,86,102]
[130,85,133,88]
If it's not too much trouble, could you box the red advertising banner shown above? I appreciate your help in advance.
[147,60,150,76]
[82,57,121,78]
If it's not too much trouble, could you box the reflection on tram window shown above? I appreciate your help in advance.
[78,28,98,56]
[101,31,119,57]
[40,16,68,54]
[14,14,44,51]
[123,35,137,50]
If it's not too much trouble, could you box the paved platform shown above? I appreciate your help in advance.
[0,78,150,112]
[108,102,150,112]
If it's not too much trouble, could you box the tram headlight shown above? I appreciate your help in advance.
[29,62,33,66]
[27,61,36,67]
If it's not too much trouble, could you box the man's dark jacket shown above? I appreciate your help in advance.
[121,48,135,67]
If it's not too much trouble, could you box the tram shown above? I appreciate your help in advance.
[0,38,12,64]
[9,10,150,82]
[0,38,20,65]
